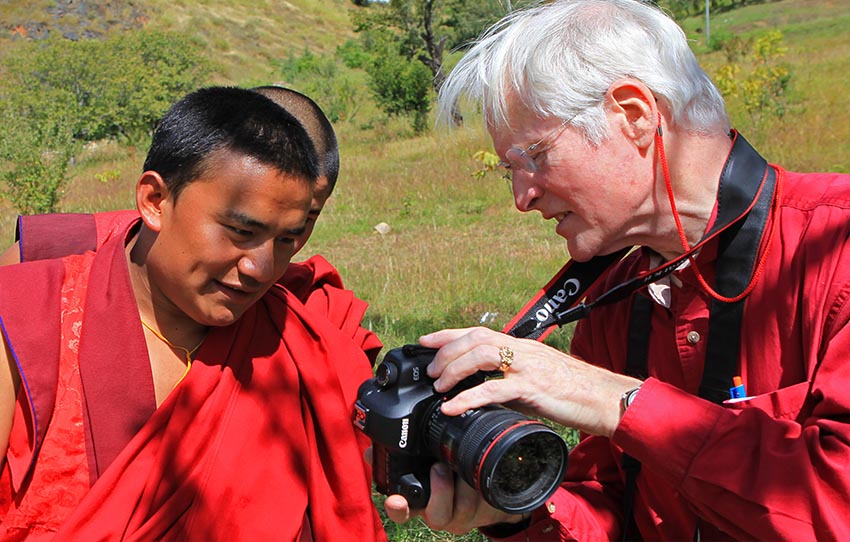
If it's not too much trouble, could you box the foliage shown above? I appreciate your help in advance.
[657,0,772,19]
[713,30,791,125]
[363,31,434,133]
[441,0,535,47]
[352,0,532,61]
[471,149,501,179]
[0,29,208,212]
[337,39,373,69]
[351,0,533,126]
[1,30,209,145]
[0,108,74,214]
[275,49,365,123]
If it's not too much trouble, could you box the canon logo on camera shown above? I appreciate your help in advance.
[399,418,410,448]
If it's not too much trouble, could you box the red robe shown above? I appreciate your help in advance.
[1,219,386,541]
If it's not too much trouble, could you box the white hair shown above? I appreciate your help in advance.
[438,0,729,144]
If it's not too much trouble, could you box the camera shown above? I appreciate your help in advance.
[353,344,568,514]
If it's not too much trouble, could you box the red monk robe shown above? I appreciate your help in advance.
[0,218,386,541]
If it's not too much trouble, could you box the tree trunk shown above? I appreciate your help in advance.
[419,0,463,125]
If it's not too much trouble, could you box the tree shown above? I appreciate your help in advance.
[657,0,772,20]
[1,30,209,145]
[0,29,209,212]
[352,0,533,126]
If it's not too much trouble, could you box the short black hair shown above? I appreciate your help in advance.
[143,86,318,199]
[252,86,339,189]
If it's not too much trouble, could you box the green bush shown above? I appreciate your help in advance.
[713,30,792,124]
[1,30,209,145]
[0,29,209,212]
[274,49,366,123]
[0,109,74,214]
[364,33,433,134]
[336,39,372,70]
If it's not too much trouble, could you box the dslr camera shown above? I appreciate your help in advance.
[353,344,568,514]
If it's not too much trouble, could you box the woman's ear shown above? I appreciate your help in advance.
[606,78,657,150]
[136,171,169,233]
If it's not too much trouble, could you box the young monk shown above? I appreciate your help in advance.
[0,85,380,363]
[0,87,386,542]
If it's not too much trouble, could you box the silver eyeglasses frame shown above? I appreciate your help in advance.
[497,115,577,178]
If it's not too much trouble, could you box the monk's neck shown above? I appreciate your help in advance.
[124,228,209,352]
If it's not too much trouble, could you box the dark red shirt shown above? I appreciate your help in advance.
[500,167,850,541]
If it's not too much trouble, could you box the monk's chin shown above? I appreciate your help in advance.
[194,305,244,328]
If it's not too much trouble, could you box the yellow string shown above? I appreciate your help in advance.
[140,319,204,379]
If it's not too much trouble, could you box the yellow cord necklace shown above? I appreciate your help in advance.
[140,319,205,369]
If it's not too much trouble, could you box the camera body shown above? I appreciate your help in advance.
[354,344,568,514]
[353,344,464,507]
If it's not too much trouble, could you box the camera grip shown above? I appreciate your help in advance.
[373,443,433,509]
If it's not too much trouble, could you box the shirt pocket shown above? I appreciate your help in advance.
[722,380,810,421]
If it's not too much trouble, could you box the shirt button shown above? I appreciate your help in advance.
[687,331,701,344]
[542,524,554,534]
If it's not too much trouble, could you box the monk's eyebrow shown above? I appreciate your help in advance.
[225,210,268,231]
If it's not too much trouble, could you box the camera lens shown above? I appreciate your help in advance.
[482,424,567,512]
[426,404,567,514]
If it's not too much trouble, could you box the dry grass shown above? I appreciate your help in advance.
[314,119,573,347]
[141,0,357,84]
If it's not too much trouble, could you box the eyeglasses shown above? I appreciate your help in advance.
[497,116,575,180]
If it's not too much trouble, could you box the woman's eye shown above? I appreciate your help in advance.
[228,225,253,237]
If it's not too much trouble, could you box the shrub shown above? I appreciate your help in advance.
[0,110,74,214]
[274,50,366,123]
[713,30,792,125]
[1,30,209,145]
[0,29,209,212]
[364,33,433,134]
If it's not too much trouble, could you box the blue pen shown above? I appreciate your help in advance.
[729,376,746,399]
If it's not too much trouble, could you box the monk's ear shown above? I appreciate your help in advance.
[136,171,169,233]
[606,78,657,150]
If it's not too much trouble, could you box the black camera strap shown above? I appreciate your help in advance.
[620,136,776,542]
[502,248,630,340]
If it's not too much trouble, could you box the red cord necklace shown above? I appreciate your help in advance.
[655,114,783,303]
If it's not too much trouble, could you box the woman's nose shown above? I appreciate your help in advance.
[512,171,542,212]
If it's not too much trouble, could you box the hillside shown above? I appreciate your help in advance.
[0,0,848,349]
[0,0,358,84]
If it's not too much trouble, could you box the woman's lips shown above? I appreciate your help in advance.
[215,281,257,302]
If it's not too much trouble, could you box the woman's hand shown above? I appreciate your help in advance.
[421,327,641,438]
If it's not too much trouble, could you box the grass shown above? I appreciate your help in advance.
[316,119,574,349]
[141,0,358,84]
[0,0,847,540]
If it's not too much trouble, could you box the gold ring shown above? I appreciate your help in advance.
[498,346,514,372]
